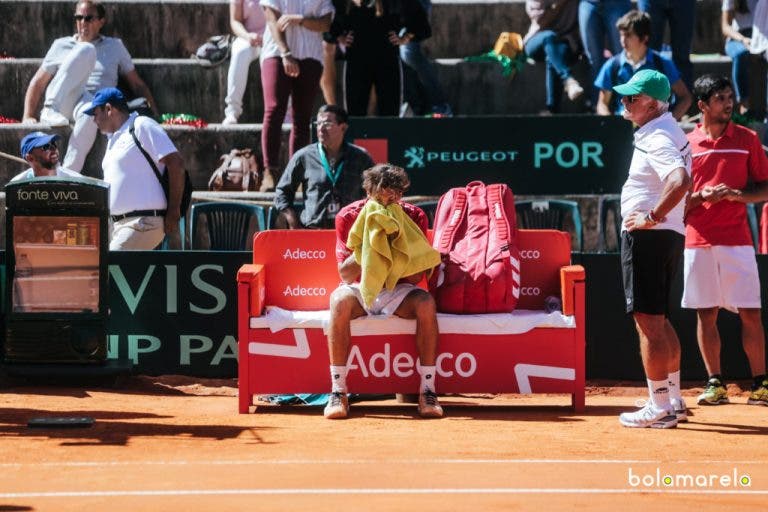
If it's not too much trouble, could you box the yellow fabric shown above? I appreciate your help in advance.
[347,201,441,308]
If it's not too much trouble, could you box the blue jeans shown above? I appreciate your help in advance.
[725,39,751,105]
[579,0,632,105]
[637,0,695,90]
[524,30,576,111]
[399,0,447,111]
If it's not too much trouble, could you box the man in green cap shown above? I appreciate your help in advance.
[615,69,692,429]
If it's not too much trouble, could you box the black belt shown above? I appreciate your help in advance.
[111,209,166,222]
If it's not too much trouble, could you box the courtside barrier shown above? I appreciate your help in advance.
[236,229,586,413]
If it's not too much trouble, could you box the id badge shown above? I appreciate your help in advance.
[327,200,341,215]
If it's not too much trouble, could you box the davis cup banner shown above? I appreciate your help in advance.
[106,251,249,377]
[344,115,633,195]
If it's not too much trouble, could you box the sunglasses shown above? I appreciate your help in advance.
[624,94,642,104]
[37,142,57,151]
[74,14,99,22]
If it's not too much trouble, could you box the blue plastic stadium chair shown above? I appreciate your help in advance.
[598,195,621,253]
[189,202,266,250]
[411,200,439,228]
[515,199,583,251]
[747,202,759,250]
[267,202,304,229]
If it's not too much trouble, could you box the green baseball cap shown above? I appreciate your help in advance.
[613,69,671,102]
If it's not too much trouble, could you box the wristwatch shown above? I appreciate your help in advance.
[644,210,660,226]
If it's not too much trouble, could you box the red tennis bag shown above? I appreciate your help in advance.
[428,181,521,313]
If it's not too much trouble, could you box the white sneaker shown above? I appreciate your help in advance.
[40,107,70,127]
[221,114,238,125]
[323,392,349,419]
[564,77,584,101]
[619,402,677,429]
[670,397,688,422]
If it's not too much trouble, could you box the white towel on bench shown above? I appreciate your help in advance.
[251,306,575,335]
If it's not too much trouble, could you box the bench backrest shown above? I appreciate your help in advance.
[252,229,571,311]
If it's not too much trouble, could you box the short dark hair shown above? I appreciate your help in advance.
[616,10,651,41]
[76,0,106,19]
[362,164,410,196]
[693,74,733,103]
[317,104,348,124]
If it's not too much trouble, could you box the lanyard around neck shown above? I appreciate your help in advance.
[318,143,344,187]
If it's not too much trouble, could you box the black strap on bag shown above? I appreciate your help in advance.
[128,116,193,218]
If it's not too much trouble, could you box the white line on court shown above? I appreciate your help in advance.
[1,488,767,498]
[0,458,763,468]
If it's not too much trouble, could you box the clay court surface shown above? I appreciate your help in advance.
[1,377,767,511]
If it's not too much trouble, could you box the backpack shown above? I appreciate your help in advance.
[208,149,263,192]
[192,35,234,66]
[493,32,524,60]
[428,181,521,314]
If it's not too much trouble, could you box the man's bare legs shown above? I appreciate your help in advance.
[325,287,443,418]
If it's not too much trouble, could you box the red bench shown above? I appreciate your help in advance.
[237,229,586,413]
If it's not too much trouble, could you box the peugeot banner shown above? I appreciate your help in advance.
[344,115,634,195]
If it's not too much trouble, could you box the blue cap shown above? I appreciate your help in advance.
[83,87,127,116]
[20,131,60,158]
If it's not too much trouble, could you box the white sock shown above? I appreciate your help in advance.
[668,370,682,402]
[647,377,671,411]
[330,365,347,393]
[420,365,436,394]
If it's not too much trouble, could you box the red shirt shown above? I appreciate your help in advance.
[335,198,429,264]
[685,122,768,247]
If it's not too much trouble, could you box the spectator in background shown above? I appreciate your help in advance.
[578,0,632,109]
[330,0,431,116]
[12,132,81,182]
[399,0,452,116]
[523,0,585,114]
[260,0,334,191]
[751,0,768,59]
[722,1,758,117]
[594,10,692,120]
[753,0,768,141]
[22,0,158,173]
[222,0,267,124]
[320,0,347,106]
[274,105,374,229]
[637,0,696,90]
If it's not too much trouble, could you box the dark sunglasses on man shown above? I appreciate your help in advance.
[37,142,57,152]
[74,14,99,22]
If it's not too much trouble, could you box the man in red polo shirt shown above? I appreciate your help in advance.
[324,163,443,420]
[683,74,768,407]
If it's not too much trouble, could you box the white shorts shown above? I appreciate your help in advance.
[341,283,418,316]
[681,245,761,312]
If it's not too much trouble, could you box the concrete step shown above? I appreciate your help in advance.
[0,0,726,59]
[0,124,290,188]
[0,55,735,122]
